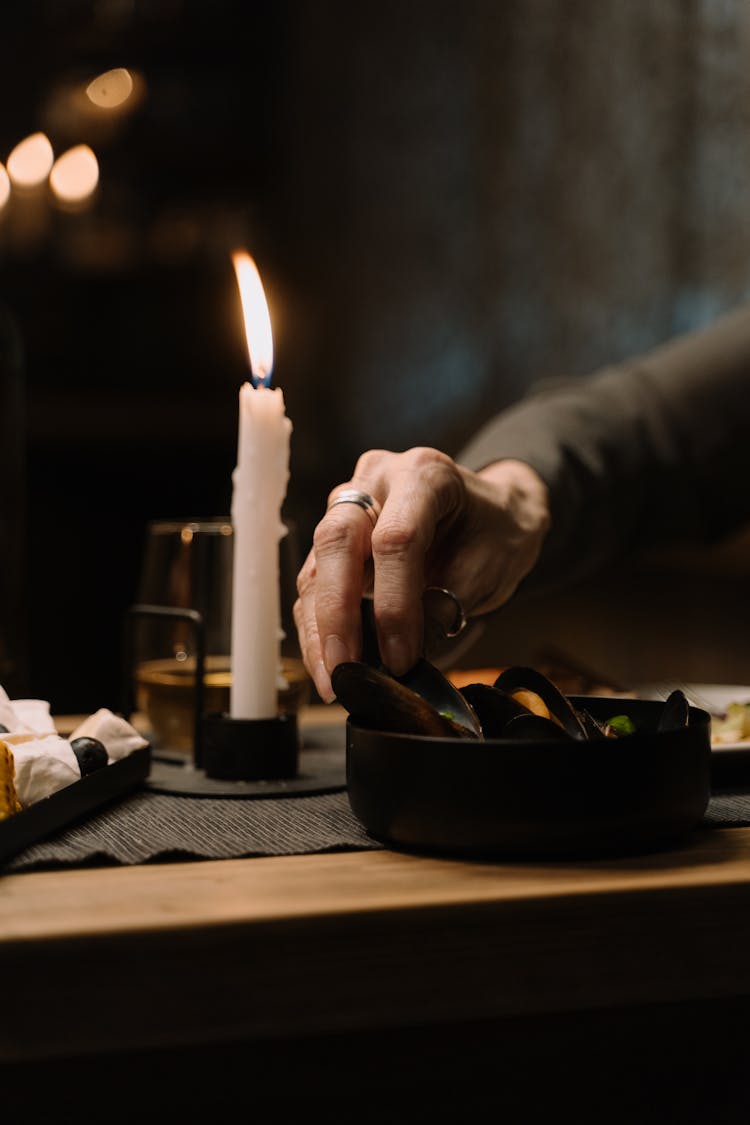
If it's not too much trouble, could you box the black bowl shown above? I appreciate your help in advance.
[346,696,712,858]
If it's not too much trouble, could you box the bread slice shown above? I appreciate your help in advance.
[0,740,21,819]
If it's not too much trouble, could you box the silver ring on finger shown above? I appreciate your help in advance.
[424,585,468,638]
[326,489,382,528]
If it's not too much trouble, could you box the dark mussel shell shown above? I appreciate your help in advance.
[396,658,482,737]
[658,689,690,733]
[331,661,478,739]
[458,682,531,738]
[503,712,573,740]
[356,598,482,737]
[493,666,589,740]
[461,677,611,741]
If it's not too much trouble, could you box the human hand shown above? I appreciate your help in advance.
[293,447,550,703]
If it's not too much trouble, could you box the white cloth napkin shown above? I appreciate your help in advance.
[0,684,148,808]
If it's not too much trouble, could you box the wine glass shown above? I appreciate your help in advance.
[131,516,309,751]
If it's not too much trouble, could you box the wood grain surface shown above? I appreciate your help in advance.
[4,824,750,1062]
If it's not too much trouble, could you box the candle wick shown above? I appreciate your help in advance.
[250,372,273,389]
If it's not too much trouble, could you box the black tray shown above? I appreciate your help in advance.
[0,746,152,864]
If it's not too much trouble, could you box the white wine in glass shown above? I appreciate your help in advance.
[133,517,309,752]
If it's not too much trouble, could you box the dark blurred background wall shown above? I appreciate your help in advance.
[0,0,749,711]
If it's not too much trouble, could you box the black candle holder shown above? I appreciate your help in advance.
[201,711,299,780]
[122,604,345,798]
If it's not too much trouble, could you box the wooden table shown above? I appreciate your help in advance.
[5,706,750,1121]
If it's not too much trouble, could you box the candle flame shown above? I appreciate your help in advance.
[50,144,99,205]
[232,250,274,385]
[7,132,53,188]
[86,68,134,109]
[0,163,9,211]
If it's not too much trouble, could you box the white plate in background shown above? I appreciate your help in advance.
[633,682,750,754]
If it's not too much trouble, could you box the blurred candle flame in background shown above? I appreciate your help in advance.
[231,250,274,385]
[86,67,134,109]
[7,133,54,188]
[0,164,10,211]
[50,144,99,206]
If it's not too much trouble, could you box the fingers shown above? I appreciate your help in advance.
[294,550,327,697]
[295,512,368,703]
[362,448,464,674]
[311,504,371,679]
[323,447,463,675]
[295,447,466,700]
[295,451,392,700]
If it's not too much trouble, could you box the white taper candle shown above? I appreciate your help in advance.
[230,381,292,719]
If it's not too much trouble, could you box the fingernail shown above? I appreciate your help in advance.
[381,635,412,676]
[314,660,335,704]
[324,635,351,675]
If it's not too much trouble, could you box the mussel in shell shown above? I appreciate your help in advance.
[396,657,482,737]
[657,689,690,732]
[337,601,483,738]
[333,647,691,744]
[331,661,480,738]
[502,712,573,740]
[492,666,589,740]
[458,682,531,737]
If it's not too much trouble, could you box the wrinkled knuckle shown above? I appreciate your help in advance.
[425,461,464,513]
[371,519,417,559]
[354,448,388,478]
[424,454,458,487]
[404,445,452,472]
[313,517,360,556]
[404,447,461,505]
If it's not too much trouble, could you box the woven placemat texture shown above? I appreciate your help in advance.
[703,790,750,828]
[5,789,750,873]
[4,788,381,872]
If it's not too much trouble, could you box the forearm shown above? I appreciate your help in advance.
[459,302,750,590]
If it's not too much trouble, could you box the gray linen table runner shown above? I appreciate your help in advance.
[3,787,749,874]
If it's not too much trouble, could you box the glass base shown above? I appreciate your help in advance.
[134,654,310,754]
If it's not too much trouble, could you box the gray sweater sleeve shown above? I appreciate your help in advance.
[457,302,750,591]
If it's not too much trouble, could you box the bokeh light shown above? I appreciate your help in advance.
[0,164,10,211]
[50,145,99,204]
[86,68,134,108]
[7,133,54,187]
